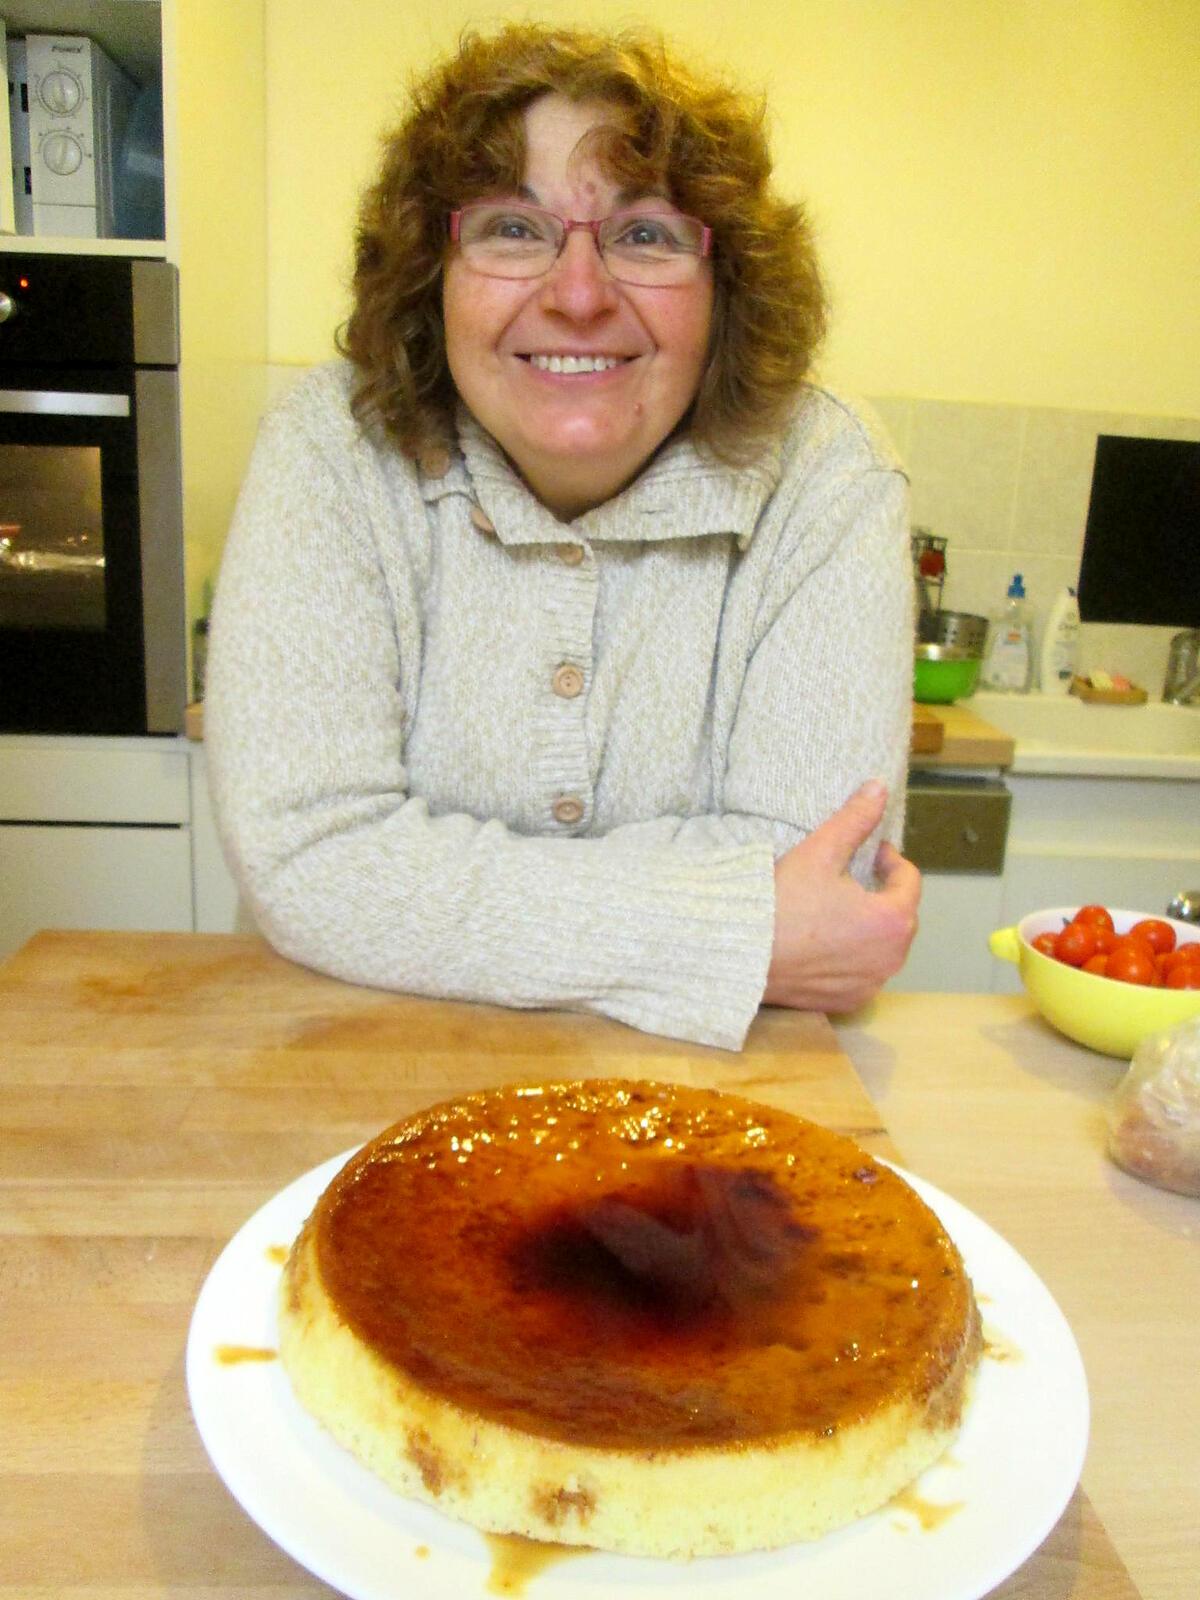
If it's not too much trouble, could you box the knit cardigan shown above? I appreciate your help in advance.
[206,361,913,1050]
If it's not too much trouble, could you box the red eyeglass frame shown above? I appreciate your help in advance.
[448,203,713,260]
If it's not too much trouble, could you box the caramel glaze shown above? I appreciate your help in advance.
[313,1081,975,1451]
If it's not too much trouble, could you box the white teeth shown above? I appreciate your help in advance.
[529,354,621,373]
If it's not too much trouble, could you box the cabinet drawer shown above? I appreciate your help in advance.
[0,739,190,823]
[904,778,1011,875]
[0,824,193,961]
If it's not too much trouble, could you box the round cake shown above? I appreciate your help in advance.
[278,1079,981,1558]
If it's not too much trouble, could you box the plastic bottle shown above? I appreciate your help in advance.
[982,573,1033,692]
[1038,586,1081,696]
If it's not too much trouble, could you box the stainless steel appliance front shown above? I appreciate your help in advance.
[0,255,184,733]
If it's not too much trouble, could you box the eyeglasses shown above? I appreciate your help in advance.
[449,201,713,287]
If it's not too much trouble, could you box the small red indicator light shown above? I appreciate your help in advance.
[18,277,29,290]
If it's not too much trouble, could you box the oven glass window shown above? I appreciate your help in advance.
[0,444,105,629]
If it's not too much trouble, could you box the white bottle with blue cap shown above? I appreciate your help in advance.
[982,573,1033,692]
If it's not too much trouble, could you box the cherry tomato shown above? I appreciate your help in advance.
[1108,933,1154,959]
[1054,922,1098,967]
[1162,943,1200,976]
[1072,904,1115,933]
[1107,942,1158,986]
[1031,932,1059,958]
[1128,918,1176,955]
[1165,964,1200,990]
[1093,926,1117,955]
[1081,953,1109,976]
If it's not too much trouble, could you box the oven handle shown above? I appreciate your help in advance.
[0,388,130,417]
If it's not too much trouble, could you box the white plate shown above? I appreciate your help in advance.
[187,1150,1088,1600]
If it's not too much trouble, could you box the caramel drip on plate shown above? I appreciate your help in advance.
[890,1485,964,1531]
[484,1533,589,1595]
[982,1322,1024,1363]
[214,1344,278,1365]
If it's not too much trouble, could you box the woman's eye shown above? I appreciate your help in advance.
[611,216,683,251]
[483,211,552,243]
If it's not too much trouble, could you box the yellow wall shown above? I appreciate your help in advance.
[173,0,268,626]
[264,0,1199,416]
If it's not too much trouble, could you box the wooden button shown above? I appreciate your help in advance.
[552,663,584,699]
[552,795,585,825]
[470,504,496,534]
[556,543,585,566]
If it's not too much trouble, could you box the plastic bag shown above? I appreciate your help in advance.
[1107,1016,1200,1196]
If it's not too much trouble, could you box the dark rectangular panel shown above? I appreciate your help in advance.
[1078,435,1200,628]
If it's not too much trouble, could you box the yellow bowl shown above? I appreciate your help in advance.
[989,906,1200,1058]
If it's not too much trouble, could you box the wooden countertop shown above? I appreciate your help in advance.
[0,930,1164,1598]
[837,996,1198,1600]
[909,701,1015,768]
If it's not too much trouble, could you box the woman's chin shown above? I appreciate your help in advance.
[514,437,654,516]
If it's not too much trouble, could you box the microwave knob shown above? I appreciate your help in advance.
[0,292,14,323]
[41,131,85,178]
[38,69,83,116]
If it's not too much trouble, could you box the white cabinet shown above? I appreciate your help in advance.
[0,733,194,959]
[189,743,239,933]
[0,822,192,956]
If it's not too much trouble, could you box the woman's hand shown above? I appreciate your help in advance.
[762,780,921,1013]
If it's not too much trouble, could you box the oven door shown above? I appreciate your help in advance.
[0,364,182,734]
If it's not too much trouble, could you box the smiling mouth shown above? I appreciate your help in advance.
[521,354,633,374]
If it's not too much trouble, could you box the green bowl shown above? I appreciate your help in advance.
[913,645,981,704]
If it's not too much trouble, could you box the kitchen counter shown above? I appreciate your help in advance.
[909,701,1015,768]
[838,994,1198,1600]
[3,929,1182,1598]
[970,691,1200,779]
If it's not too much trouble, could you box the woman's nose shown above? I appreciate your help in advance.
[538,228,621,318]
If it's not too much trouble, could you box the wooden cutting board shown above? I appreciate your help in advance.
[910,704,944,754]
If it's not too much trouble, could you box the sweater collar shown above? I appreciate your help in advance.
[417,405,782,549]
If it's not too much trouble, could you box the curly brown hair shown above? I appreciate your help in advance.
[338,23,827,465]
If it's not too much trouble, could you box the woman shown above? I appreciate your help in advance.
[206,24,919,1051]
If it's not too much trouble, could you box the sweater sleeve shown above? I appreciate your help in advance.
[206,382,909,1052]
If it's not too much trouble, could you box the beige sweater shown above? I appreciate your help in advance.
[206,362,912,1049]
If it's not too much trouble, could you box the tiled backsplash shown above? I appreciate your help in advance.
[868,394,1200,693]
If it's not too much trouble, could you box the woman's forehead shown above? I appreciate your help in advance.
[519,93,661,198]
[522,96,622,168]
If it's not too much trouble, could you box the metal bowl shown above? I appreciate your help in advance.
[917,609,989,655]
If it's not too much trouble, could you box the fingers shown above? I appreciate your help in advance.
[803,779,889,871]
[875,840,922,916]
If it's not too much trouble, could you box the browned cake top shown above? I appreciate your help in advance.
[312,1080,974,1449]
